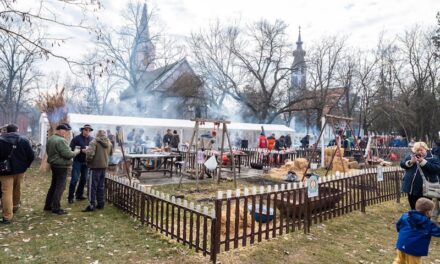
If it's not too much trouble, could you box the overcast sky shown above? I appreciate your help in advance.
[41,0,439,74]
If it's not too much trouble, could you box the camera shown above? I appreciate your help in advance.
[414,154,421,159]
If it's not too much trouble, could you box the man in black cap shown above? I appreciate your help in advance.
[68,124,94,204]
[44,123,80,215]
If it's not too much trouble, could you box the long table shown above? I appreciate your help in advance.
[125,153,179,179]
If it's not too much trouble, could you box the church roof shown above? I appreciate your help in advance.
[120,58,198,100]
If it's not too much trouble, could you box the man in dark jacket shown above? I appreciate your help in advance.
[83,129,112,212]
[0,124,34,224]
[163,129,173,147]
[44,124,80,215]
[285,134,292,148]
[170,130,180,149]
[68,124,93,204]
[400,141,440,209]
[300,135,309,149]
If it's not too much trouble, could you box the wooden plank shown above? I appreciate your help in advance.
[257,194,263,242]
[190,118,231,124]
[234,198,240,249]
[225,199,231,251]
[195,213,200,252]
[165,201,169,236]
[279,191,284,236]
[203,216,208,256]
[171,204,175,239]
[242,195,248,247]
[250,195,256,244]
[182,207,187,245]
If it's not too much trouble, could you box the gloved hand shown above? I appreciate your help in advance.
[73,149,81,155]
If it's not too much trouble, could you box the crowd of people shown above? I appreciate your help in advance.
[258,132,292,151]
[2,123,440,262]
[126,128,180,152]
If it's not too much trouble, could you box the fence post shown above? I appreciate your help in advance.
[395,170,401,203]
[140,193,146,225]
[361,173,366,213]
[210,199,221,263]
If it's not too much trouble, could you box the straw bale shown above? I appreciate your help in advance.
[332,158,349,173]
[268,158,309,181]
[220,204,252,237]
[348,161,359,169]
[324,147,345,168]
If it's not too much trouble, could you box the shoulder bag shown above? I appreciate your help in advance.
[417,163,440,198]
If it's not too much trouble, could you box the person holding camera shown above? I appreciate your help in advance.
[400,142,440,210]
[0,124,34,224]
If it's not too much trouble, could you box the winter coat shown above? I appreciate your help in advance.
[70,134,93,163]
[285,135,292,148]
[170,134,180,148]
[0,132,35,176]
[46,134,76,168]
[395,210,440,256]
[400,152,440,196]
[86,136,113,169]
[432,143,440,158]
[258,135,267,149]
[267,136,276,151]
[300,136,309,148]
[163,133,173,146]
[275,139,286,151]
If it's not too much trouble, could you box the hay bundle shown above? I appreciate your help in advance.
[332,157,349,173]
[348,161,359,169]
[269,158,309,181]
[324,147,344,168]
[220,204,252,237]
[37,88,69,172]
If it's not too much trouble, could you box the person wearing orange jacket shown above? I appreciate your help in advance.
[267,133,276,151]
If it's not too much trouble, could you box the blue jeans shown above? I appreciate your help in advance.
[68,161,88,200]
[88,169,106,208]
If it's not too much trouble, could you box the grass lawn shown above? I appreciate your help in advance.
[1,164,440,263]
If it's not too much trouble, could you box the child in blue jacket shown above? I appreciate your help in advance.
[394,198,440,264]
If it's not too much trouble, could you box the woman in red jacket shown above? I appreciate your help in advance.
[258,133,267,149]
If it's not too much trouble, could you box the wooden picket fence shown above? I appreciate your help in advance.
[106,166,404,263]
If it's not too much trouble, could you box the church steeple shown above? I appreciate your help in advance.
[132,2,155,71]
[291,26,306,91]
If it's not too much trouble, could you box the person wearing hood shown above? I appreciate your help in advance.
[393,198,440,263]
[0,124,35,224]
[83,129,112,212]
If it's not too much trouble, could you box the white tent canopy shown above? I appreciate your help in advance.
[39,113,294,148]
[68,114,293,132]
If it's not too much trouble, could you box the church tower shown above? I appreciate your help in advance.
[132,2,155,71]
[290,27,306,91]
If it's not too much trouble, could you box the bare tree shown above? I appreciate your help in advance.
[98,1,184,112]
[190,19,311,123]
[0,0,101,65]
[0,22,42,124]
[306,36,348,127]
[433,12,440,57]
